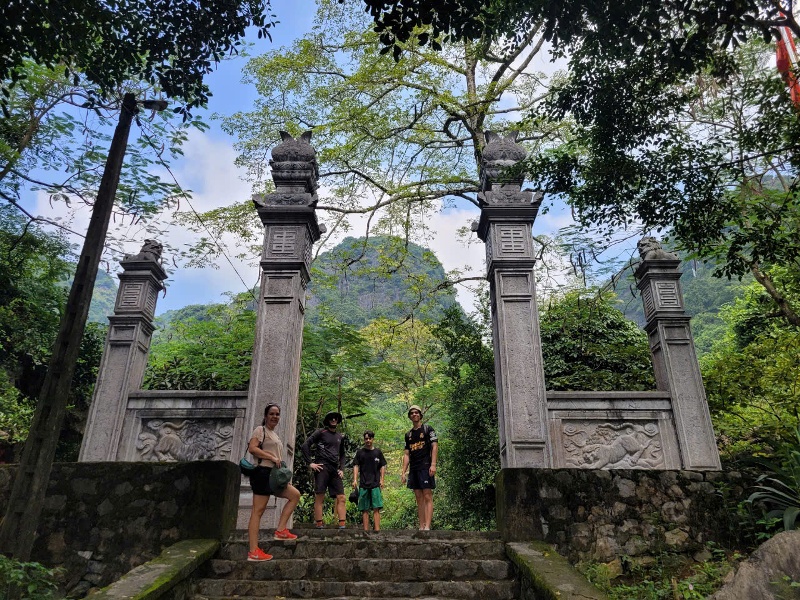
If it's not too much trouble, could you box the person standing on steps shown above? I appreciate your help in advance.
[401,404,438,530]
[301,410,347,529]
[352,430,387,531]
[246,403,301,562]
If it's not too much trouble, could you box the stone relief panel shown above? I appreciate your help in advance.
[562,421,665,469]
[136,419,234,462]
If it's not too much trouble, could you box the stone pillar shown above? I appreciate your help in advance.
[243,131,324,527]
[79,240,167,461]
[474,132,551,468]
[634,238,721,470]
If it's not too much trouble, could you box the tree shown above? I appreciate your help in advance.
[539,291,655,391]
[1,0,276,116]
[144,295,257,391]
[356,0,800,327]
[433,305,498,530]
[2,0,283,557]
[0,206,104,462]
[701,270,800,458]
[186,0,563,277]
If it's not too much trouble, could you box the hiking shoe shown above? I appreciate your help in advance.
[247,548,273,561]
[274,529,298,540]
[315,522,324,529]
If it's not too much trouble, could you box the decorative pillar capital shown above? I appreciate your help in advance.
[634,237,685,328]
[116,239,168,320]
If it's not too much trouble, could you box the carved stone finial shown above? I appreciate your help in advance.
[124,239,162,263]
[267,130,319,201]
[480,130,528,194]
[272,130,316,163]
[482,130,527,166]
[637,237,679,261]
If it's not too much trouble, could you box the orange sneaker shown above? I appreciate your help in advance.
[274,529,298,540]
[247,548,273,561]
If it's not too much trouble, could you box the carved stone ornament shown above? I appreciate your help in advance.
[480,130,527,191]
[478,189,533,205]
[124,239,163,263]
[136,419,234,462]
[562,421,665,469]
[271,130,316,163]
[637,236,679,261]
[267,130,319,197]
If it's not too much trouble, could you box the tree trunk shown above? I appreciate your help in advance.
[0,93,138,560]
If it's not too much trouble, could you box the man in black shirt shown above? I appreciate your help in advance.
[401,404,438,530]
[301,411,346,529]
[352,430,387,531]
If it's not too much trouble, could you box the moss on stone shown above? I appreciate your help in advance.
[506,541,609,600]
[86,539,218,600]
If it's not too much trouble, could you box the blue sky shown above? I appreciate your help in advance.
[20,0,632,317]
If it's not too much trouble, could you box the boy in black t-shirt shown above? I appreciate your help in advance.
[401,404,438,530]
[352,430,387,531]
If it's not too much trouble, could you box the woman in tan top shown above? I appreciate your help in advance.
[246,403,301,561]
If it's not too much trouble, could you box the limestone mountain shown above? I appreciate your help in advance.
[306,236,459,327]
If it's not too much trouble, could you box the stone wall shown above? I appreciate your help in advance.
[0,461,240,597]
[496,468,753,564]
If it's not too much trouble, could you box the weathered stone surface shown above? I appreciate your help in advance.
[710,530,800,600]
[496,467,753,563]
[86,539,218,600]
[0,462,239,596]
[506,541,608,599]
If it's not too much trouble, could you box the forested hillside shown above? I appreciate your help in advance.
[307,236,459,327]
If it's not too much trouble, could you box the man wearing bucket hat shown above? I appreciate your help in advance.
[301,410,347,529]
[401,404,438,530]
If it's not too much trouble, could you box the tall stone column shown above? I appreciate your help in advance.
[634,238,721,470]
[474,132,551,468]
[243,131,324,526]
[79,240,166,461]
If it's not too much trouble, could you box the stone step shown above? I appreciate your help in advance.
[205,557,513,582]
[217,538,508,561]
[196,596,474,600]
[196,596,476,600]
[193,578,519,599]
[227,528,502,541]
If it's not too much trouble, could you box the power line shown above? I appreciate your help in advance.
[136,118,259,303]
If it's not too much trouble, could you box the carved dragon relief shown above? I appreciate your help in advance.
[136,419,234,462]
[562,421,665,469]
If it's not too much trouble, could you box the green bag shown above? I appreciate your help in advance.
[269,461,293,492]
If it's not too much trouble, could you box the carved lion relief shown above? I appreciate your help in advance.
[562,421,665,469]
[136,419,234,462]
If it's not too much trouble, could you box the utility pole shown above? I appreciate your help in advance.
[0,93,165,559]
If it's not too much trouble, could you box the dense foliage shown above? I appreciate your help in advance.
[0,206,104,461]
[540,291,655,391]
[433,305,498,530]
[702,269,800,458]
[1,0,276,116]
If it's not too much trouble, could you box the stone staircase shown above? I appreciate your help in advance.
[190,528,520,599]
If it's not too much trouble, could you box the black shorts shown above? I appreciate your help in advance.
[314,465,344,497]
[407,467,436,490]
[250,466,274,497]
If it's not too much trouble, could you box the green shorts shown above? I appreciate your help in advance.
[357,487,383,511]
